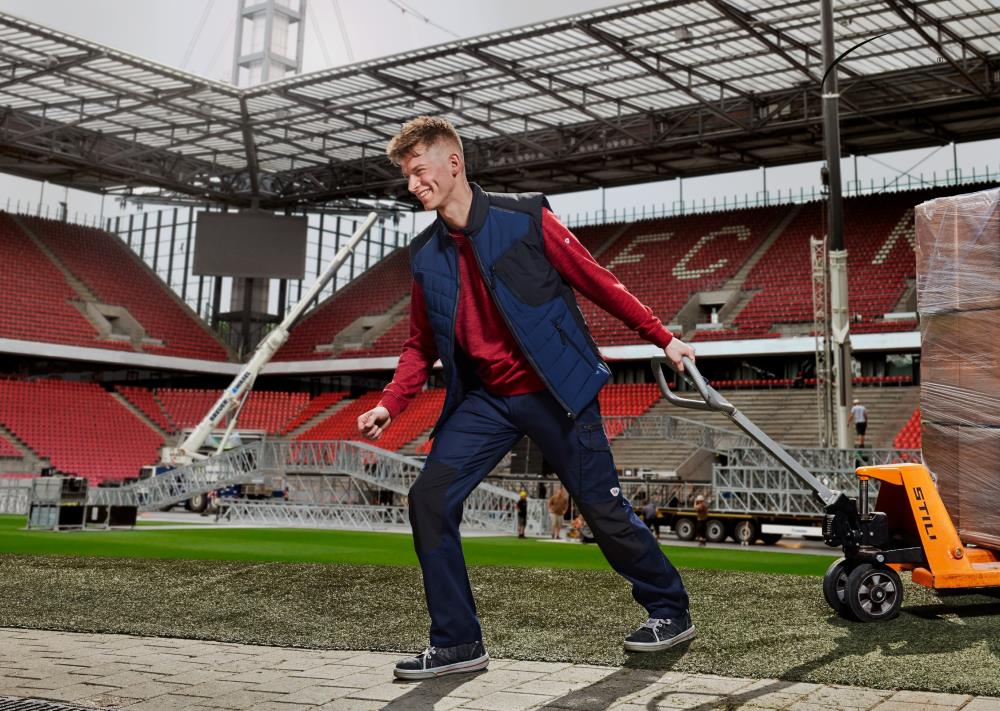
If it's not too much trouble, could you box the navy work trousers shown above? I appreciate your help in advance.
[408,387,689,647]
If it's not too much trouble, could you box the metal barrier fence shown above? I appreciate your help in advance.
[0,479,31,514]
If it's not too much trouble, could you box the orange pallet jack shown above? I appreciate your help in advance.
[653,357,1000,623]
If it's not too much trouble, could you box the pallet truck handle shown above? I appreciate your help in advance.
[651,356,735,414]
[650,356,841,506]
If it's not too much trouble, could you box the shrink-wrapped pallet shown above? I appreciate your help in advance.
[919,313,1000,425]
[915,188,1000,313]
[915,186,1000,545]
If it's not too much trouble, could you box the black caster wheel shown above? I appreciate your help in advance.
[822,557,856,619]
[845,563,903,622]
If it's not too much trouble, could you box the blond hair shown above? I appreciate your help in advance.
[386,115,463,166]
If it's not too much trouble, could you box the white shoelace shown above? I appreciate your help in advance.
[641,618,671,640]
[420,646,437,669]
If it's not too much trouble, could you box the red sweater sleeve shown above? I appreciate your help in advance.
[378,281,438,419]
[542,209,673,349]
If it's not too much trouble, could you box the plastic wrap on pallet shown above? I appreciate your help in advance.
[920,312,1000,425]
[921,421,1000,541]
[916,186,1000,547]
[915,187,1000,314]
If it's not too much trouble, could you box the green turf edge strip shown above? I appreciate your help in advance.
[0,516,835,576]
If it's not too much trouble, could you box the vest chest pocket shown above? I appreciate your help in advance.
[492,239,563,307]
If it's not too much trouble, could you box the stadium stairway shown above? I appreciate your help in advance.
[16,214,233,361]
[610,385,920,475]
[283,392,352,438]
[854,386,920,449]
[0,424,48,475]
[9,214,103,305]
[116,385,177,434]
[110,390,171,439]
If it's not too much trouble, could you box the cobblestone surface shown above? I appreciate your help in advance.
[0,628,997,710]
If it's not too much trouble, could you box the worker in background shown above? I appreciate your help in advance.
[849,398,868,447]
[516,489,528,538]
[547,484,569,539]
[694,495,709,546]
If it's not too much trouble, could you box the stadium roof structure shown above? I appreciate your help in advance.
[0,0,997,211]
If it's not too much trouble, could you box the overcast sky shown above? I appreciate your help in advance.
[0,0,996,227]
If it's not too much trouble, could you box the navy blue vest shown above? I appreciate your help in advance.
[409,184,611,436]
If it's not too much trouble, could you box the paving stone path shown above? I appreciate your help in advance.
[1,628,999,710]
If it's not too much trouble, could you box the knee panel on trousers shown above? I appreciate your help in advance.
[408,458,457,556]
[577,497,646,563]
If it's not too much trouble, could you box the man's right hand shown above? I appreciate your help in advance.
[357,406,392,440]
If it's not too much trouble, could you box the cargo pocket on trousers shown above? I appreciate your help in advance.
[577,421,616,502]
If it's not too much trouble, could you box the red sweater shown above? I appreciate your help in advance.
[379,209,673,419]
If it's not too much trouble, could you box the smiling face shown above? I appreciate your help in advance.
[399,140,462,213]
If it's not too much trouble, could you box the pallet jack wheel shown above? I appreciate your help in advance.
[822,557,856,619]
[845,563,903,622]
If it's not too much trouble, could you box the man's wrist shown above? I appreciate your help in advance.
[378,393,405,420]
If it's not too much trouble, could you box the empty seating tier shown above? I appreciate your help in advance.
[694,189,951,341]
[279,391,349,435]
[297,392,385,441]
[155,388,309,434]
[894,408,921,450]
[599,383,662,440]
[0,379,163,482]
[580,207,785,345]
[275,248,412,361]
[0,213,109,348]
[22,215,229,361]
[116,386,176,433]
[0,432,23,458]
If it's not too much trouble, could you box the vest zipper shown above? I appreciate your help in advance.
[476,251,575,419]
[552,319,589,362]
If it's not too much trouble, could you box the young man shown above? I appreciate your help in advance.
[357,116,697,680]
[849,398,868,447]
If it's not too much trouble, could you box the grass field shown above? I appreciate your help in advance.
[0,554,998,696]
[0,515,834,575]
[2,514,999,696]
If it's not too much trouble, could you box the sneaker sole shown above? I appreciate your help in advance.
[393,653,490,680]
[623,625,697,652]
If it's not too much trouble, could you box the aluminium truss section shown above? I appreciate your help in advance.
[711,465,859,517]
[711,446,922,517]
[273,440,420,494]
[726,446,922,473]
[811,235,835,447]
[89,442,264,511]
[219,496,517,533]
[605,414,757,453]
[276,439,519,504]
[220,501,410,529]
[87,438,521,522]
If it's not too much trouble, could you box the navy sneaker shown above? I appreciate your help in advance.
[393,641,489,680]
[624,612,696,652]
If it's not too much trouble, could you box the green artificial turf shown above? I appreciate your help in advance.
[0,554,998,697]
[0,515,833,575]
